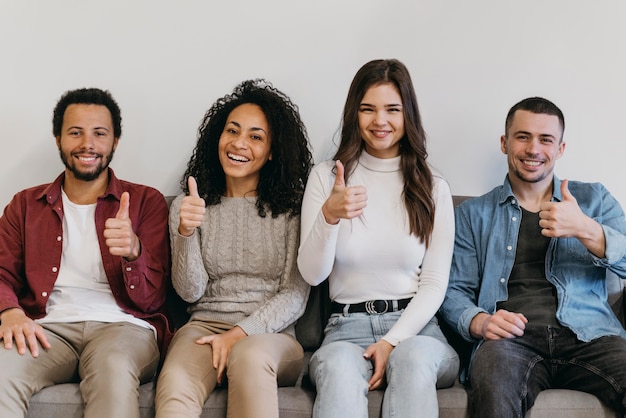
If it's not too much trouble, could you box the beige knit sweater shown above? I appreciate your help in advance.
[169,194,310,337]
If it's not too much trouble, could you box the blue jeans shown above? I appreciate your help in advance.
[469,324,626,418]
[309,312,459,418]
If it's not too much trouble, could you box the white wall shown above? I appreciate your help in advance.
[1,1,625,209]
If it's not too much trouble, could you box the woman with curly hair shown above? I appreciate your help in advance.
[155,79,313,418]
[298,59,459,417]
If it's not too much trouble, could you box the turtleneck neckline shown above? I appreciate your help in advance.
[358,150,401,173]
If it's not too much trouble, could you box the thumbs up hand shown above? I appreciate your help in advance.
[539,179,585,238]
[539,179,606,257]
[321,160,367,225]
[104,191,141,260]
[179,176,206,237]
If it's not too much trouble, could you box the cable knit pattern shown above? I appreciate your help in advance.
[169,194,310,336]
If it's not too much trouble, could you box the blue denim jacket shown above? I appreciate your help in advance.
[440,176,626,349]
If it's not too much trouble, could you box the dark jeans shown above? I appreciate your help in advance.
[468,324,626,418]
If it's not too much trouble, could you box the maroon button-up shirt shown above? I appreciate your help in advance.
[0,168,172,350]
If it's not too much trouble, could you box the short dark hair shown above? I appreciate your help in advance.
[52,88,122,138]
[505,97,565,140]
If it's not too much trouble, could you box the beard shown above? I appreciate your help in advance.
[510,167,548,184]
[59,147,115,182]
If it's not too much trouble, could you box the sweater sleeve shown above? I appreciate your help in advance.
[237,214,311,335]
[297,161,340,286]
[383,177,455,346]
[168,194,210,303]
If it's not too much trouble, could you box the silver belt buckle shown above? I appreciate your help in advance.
[365,300,388,314]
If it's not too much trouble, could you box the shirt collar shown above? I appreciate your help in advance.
[36,168,122,205]
[499,174,562,205]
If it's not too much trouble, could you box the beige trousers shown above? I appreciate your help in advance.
[155,319,303,418]
[0,321,159,418]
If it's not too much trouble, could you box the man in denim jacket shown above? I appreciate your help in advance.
[440,97,626,418]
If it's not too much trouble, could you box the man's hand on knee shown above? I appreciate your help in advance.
[470,310,528,341]
[0,308,51,357]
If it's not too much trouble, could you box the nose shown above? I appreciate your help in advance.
[232,133,248,149]
[525,137,541,155]
[79,133,96,150]
[373,110,387,126]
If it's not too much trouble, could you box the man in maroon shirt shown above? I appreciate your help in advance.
[0,88,171,418]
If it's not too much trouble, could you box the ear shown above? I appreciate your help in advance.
[112,137,120,151]
[55,136,61,149]
[500,135,508,154]
[556,140,566,160]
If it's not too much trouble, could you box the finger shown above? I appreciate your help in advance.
[35,327,51,350]
[334,160,346,187]
[116,192,130,220]
[26,333,40,357]
[216,351,227,384]
[560,179,575,201]
[13,332,27,355]
[188,176,200,198]
[515,313,529,325]
[2,329,14,350]
[195,335,213,345]
[369,376,384,391]
[368,363,385,390]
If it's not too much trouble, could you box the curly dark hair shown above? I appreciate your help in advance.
[182,79,313,218]
[335,59,435,244]
[52,88,122,138]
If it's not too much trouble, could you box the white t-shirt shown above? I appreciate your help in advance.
[37,190,152,333]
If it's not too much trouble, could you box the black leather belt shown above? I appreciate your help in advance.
[331,298,412,315]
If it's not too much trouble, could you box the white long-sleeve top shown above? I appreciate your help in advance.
[297,151,454,345]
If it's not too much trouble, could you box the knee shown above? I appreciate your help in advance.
[310,342,369,383]
[228,337,273,380]
[389,336,453,370]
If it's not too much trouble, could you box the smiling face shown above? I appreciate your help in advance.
[218,103,272,196]
[357,83,405,159]
[56,104,118,182]
[501,109,565,189]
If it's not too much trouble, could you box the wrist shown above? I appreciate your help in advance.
[469,312,489,339]
[321,204,339,225]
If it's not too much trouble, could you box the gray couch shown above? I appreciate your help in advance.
[26,196,624,418]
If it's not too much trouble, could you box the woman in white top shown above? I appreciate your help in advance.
[298,59,459,418]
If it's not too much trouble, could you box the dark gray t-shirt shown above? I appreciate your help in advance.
[497,207,559,326]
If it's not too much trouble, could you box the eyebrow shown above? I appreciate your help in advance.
[226,120,267,135]
[513,130,556,139]
[65,126,110,132]
[359,102,402,107]
[359,103,402,108]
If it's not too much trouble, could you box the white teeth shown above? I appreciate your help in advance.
[79,156,96,162]
[523,160,541,166]
[228,152,249,162]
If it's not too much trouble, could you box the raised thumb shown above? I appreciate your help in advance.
[116,192,130,219]
[560,179,574,201]
[334,160,346,187]
[188,176,200,198]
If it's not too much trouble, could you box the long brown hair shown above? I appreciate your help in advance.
[334,59,435,243]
